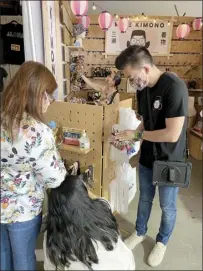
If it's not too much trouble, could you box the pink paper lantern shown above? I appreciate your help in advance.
[193,18,202,31]
[117,17,129,33]
[98,11,113,31]
[78,15,90,29]
[176,24,190,39]
[70,1,88,17]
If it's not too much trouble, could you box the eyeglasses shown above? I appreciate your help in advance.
[45,91,55,104]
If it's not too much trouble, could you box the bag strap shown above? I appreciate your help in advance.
[146,88,189,160]
[109,90,119,104]
[146,88,158,160]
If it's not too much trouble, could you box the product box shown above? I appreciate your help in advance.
[62,127,83,146]
[188,132,202,160]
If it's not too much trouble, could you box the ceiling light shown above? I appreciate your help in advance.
[92,3,96,10]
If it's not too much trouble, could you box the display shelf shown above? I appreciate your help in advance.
[59,143,92,154]
[67,46,84,51]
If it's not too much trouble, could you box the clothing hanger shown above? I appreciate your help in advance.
[9,20,19,25]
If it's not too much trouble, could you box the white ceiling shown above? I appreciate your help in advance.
[88,1,202,17]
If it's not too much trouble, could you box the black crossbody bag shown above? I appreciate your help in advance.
[147,89,192,188]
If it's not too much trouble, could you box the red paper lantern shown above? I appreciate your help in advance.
[70,1,88,17]
[117,17,129,33]
[193,18,202,31]
[98,11,113,31]
[176,24,190,39]
[78,15,90,29]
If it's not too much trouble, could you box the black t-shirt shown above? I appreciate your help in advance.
[1,22,25,65]
[137,72,188,169]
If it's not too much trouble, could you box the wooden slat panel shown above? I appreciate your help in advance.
[171,40,202,53]
[61,4,73,33]
[82,52,201,66]
[83,38,105,51]
[80,15,195,25]
[83,40,202,60]
[172,27,202,40]
[61,0,74,22]
[63,26,72,45]
[87,25,105,38]
[83,64,203,79]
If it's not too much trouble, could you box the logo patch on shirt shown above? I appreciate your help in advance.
[11,44,20,51]
[153,96,162,110]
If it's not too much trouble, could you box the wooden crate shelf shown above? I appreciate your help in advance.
[67,46,84,51]
[60,143,92,154]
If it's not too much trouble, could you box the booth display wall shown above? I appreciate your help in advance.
[44,98,132,198]
[74,15,202,111]
[81,15,202,84]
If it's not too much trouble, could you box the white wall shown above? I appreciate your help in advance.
[22,0,44,63]
[88,1,202,17]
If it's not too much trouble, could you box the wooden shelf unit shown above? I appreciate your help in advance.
[60,143,92,154]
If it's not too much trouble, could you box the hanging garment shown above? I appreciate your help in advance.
[1,21,25,65]
[0,67,8,92]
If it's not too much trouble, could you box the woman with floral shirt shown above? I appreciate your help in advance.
[1,61,67,271]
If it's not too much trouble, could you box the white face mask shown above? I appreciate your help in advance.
[42,92,51,113]
[129,69,149,91]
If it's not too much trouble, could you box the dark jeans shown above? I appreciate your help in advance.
[1,213,42,271]
[136,164,179,245]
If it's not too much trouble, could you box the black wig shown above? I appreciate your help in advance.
[46,175,119,270]
[113,75,122,89]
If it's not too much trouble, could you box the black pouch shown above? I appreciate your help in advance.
[147,88,192,188]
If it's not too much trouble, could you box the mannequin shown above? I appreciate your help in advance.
[81,73,122,105]
[73,24,86,47]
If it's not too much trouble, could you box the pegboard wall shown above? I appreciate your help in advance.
[73,15,202,91]
[44,98,132,199]
[44,101,103,196]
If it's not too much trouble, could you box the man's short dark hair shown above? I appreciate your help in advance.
[115,45,154,70]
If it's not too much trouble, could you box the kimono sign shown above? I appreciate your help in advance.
[105,19,173,56]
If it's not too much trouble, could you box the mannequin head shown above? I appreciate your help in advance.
[73,24,86,46]
[106,73,122,89]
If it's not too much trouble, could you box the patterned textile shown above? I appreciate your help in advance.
[1,113,66,223]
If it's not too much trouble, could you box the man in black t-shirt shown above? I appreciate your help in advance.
[114,45,188,267]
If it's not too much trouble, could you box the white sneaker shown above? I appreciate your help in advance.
[148,242,167,267]
[124,232,146,250]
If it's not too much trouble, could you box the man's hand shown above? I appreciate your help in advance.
[114,130,135,141]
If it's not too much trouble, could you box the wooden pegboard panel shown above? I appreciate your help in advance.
[61,4,73,34]
[63,26,72,45]
[87,25,105,39]
[171,40,202,53]
[79,15,198,25]
[172,27,202,40]
[82,52,201,66]
[44,102,103,196]
[102,99,133,200]
[83,38,105,52]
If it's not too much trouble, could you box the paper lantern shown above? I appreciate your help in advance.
[78,15,90,29]
[70,1,88,17]
[193,18,202,31]
[98,11,113,31]
[176,24,190,39]
[117,17,129,33]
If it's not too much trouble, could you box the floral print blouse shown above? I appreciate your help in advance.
[1,113,66,223]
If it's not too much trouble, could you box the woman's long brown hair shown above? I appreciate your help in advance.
[1,61,57,141]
